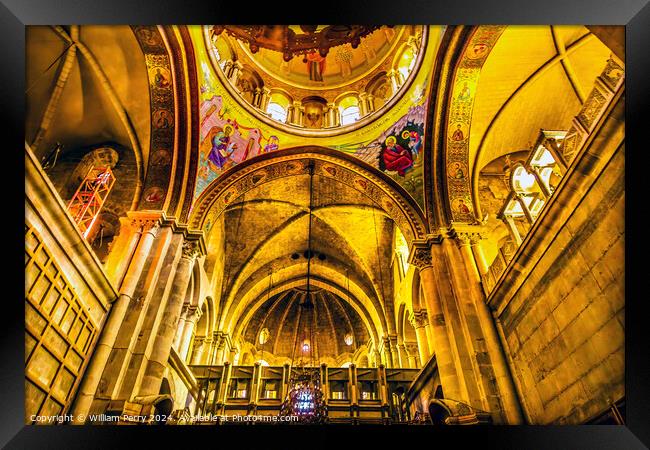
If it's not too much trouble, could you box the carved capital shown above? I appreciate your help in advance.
[404,342,419,356]
[410,309,429,329]
[187,305,202,322]
[409,244,432,269]
[127,212,163,235]
[181,240,200,260]
[455,231,482,247]
[180,303,190,317]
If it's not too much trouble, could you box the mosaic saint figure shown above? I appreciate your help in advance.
[382,135,414,177]
[451,124,465,141]
[404,129,422,157]
[264,135,280,153]
[208,124,237,169]
[306,50,326,82]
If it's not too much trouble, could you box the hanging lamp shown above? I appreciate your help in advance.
[279,161,327,423]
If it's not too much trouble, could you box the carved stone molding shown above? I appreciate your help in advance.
[410,309,429,329]
[126,211,164,235]
[189,148,428,246]
[408,243,433,269]
[181,239,200,260]
[187,305,202,322]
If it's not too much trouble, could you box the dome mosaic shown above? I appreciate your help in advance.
[205,25,427,136]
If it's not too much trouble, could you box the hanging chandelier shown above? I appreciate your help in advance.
[279,160,327,423]
[210,25,386,62]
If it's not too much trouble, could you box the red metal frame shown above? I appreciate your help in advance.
[66,166,116,240]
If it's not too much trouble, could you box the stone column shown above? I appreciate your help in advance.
[326,102,339,128]
[409,311,430,365]
[228,346,238,365]
[407,35,420,55]
[229,61,243,85]
[420,310,435,355]
[214,333,227,365]
[259,87,271,112]
[388,69,401,94]
[470,235,490,278]
[71,215,160,421]
[388,335,400,368]
[190,337,205,365]
[503,215,523,246]
[515,193,535,224]
[366,94,375,113]
[396,343,408,368]
[404,343,419,369]
[102,216,141,287]
[409,242,463,403]
[289,101,304,126]
[222,60,233,78]
[201,336,214,365]
[358,93,369,117]
[380,337,393,368]
[457,233,481,283]
[173,304,189,351]
[136,239,200,398]
[531,166,553,198]
[373,348,382,368]
[252,87,262,108]
[454,230,524,424]
[179,306,202,362]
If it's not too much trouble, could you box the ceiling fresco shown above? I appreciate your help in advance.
[189,25,445,211]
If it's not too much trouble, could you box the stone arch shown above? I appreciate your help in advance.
[229,274,383,349]
[424,25,505,227]
[190,146,428,246]
[132,25,201,222]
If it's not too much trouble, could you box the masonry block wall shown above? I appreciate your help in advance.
[496,137,624,424]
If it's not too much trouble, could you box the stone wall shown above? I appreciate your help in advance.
[491,95,625,424]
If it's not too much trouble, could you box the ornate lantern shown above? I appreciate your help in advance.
[279,368,327,423]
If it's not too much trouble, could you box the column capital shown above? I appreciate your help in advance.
[403,342,419,355]
[409,309,429,328]
[408,242,432,269]
[181,239,200,261]
[187,305,202,322]
[448,223,486,246]
[126,210,163,234]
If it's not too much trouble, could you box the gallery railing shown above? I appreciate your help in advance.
[480,57,624,297]
[172,363,419,424]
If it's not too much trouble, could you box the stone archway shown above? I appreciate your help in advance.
[190,146,428,245]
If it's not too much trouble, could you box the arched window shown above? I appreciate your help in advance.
[397,46,417,81]
[267,102,288,123]
[340,105,360,125]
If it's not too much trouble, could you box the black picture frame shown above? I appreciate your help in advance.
[6,0,648,448]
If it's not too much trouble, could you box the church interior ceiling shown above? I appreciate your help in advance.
[23,21,626,427]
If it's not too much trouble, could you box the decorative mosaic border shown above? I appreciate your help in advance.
[445,25,506,223]
[132,26,176,211]
[189,148,428,246]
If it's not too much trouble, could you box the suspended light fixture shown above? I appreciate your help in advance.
[344,333,354,346]
[280,160,327,423]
